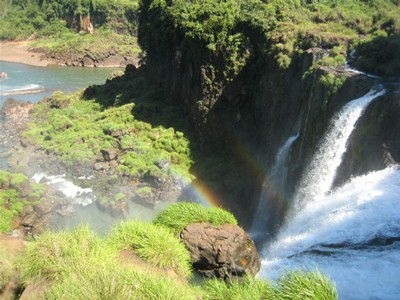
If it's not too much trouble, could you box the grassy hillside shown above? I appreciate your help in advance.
[3,203,338,299]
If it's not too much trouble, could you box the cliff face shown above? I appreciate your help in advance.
[137,1,379,228]
[141,39,372,228]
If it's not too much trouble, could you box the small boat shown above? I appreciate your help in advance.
[0,72,7,78]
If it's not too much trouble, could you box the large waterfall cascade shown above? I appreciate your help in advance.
[257,89,400,299]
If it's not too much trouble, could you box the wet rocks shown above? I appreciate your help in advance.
[180,222,260,281]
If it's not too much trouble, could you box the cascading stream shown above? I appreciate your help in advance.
[258,88,400,300]
[250,132,299,236]
[293,89,386,209]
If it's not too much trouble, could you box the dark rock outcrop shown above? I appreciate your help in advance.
[180,222,260,281]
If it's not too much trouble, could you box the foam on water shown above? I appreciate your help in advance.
[294,89,386,208]
[32,173,94,206]
[260,167,400,299]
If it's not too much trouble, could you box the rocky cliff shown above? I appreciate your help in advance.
[137,0,374,229]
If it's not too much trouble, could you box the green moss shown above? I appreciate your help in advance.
[319,73,347,110]
[114,192,126,202]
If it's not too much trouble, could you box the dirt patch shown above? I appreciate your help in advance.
[0,41,52,67]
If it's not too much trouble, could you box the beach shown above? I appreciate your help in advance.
[0,41,52,67]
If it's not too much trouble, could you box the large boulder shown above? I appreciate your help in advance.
[180,222,260,281]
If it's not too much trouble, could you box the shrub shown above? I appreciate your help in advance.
[107,221,192,278]
[275,269,338,300]
[153,202,238,236]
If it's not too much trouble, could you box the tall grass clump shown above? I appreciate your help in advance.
[19,225,114,283]
[107,221,192,279]
[0,245,14,292]
[275,269,338,300]
[46,261,197,300]
[202,276,275,300]
[153,202,238,236]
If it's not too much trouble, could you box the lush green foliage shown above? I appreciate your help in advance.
[22,87,192,181]
[107,221,193,278]
[139,0,400,108]
[153,202,238,235]
[0,0,140,64]
[0,170,46,233]
[353,33,400,76]
[0,0,138,40]
[0,245,14,292]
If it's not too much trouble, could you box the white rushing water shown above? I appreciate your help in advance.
[32,173,95,206]
[260,167,400,300]
[259,89,400,299]
[250,132,299,234]
[294,89,386,209]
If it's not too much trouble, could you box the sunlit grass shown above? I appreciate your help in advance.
[153,202,238,236]
[107,221,193,279]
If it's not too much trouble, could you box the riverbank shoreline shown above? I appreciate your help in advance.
[0,41,52,67]
[1,40,138,68]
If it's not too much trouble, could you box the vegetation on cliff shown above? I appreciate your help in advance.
[22,80,192,182]
[0,170,49,233]
[138,0,400,107]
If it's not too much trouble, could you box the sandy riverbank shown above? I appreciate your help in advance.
[0,41,53,67]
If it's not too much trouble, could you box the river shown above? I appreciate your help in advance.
[0,62,171,234]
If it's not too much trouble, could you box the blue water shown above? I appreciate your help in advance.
[0,61,119,106]
[0,61,121,169]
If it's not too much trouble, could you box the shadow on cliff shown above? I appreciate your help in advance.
[81,63,267,229]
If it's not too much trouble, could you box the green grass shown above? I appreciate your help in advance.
[275,269,338,300]
[18,224,197,299]
[153,202,238,236]
[45,260,197,300]
[202,276,275,300]
[0,245,14,292]
[19,225,114,283]
[107,221,193,279]
[15,215,337,300]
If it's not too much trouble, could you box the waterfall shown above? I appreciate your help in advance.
[293,89,386,209]
[259,89,400,299]
[250,132,299,236]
